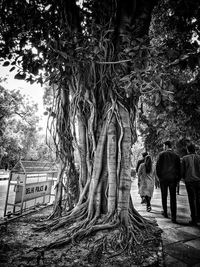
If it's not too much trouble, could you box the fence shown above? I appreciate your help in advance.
[4,161,58,218]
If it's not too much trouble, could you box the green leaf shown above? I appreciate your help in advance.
[8,54,12,60]
[26,75,35,84]
[2,61,10,67]
[14,73,26,80]
[9,66,16,72]
[37,77,43,85]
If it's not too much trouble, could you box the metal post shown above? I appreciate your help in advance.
[20,174,27,214]
[43,173,48,204]
[4,171,12,217]
[34,174,39,207]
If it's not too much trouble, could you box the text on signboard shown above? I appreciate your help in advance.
[26,185,48,195]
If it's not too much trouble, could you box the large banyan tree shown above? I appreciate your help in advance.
[3,0,198,255]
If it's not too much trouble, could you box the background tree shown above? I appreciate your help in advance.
[136,0,200,156]
[0,85,30,167]
[0,84,52,168]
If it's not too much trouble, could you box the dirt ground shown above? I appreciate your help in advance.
[0,206,163,267]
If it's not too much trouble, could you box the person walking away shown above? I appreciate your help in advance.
[182,144,200,226]
[156,141,181,223]
[136,152,148,173]
[136,152,148,204]
[154,162,160,189]
[176,140,189,195]
[155,174,160,189]
[138,155,154,212]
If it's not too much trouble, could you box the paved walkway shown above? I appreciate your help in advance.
[131,179,200,267]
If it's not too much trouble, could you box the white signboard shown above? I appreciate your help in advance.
[15,180,53,204]
[11,173,25,183]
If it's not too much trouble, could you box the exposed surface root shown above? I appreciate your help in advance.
[46,205,62,220]
[1,205,163,267]
[33,208,161,258]
[46,220,119,250]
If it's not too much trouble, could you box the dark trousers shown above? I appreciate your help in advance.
[177,182,180,194]
[160,180,177,220]
[185,181,200,222]
[145,196,151,207]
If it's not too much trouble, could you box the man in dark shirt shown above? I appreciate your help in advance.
[156,141,181,223]
[182,144,200,226]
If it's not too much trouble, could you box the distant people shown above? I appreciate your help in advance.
[153,161,160,189]
[155,173,160,189]
[138,155,155,212]
[182,144,200,226]
[176,138,190,195]
[136,152,148,173]
[177,147,188,195]
[136,151,148,203]
[176,180,180,195]
[4,163,8,171]
[156,141,181,223]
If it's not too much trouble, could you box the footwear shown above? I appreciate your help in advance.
[147,206,151,212]
[141,197,146,204]
[188,220,198,226]
[172,218,176,223]
[161,211,168,218]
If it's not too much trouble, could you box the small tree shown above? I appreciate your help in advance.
[0,85,50,167]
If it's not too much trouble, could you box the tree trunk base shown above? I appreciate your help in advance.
[0,204,164,267]
[34,207,162,260]
[32,214,162,266]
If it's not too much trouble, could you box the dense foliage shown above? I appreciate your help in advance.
[0,84,53,168]
[137,0,200,154]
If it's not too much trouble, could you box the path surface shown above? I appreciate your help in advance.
[131,178,200,267]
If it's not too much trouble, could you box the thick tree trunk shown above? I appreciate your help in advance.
[40,101,158,252]
[117,106,132,225]
[35,0,160,253]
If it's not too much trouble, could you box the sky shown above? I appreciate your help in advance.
[0,65,47,130]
